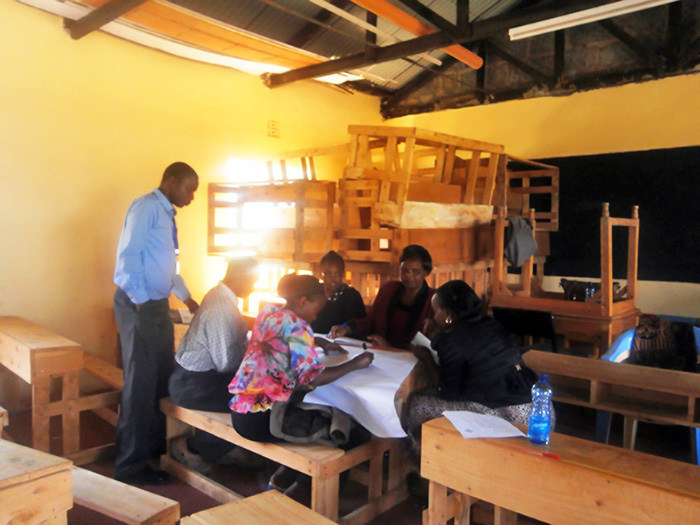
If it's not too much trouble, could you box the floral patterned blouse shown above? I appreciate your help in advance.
[228,304,325,413]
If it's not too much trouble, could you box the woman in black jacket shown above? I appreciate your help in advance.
[405,280,541,466]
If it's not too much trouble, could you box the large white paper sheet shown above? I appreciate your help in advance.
[443,410,526,439]
[306,345,417,438]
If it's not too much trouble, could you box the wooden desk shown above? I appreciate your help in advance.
[0,316,83,454]
[0,317,122,463]
[421,417,700,525]
[0,439,73,524]
[553,306,640,358]
[181,490,335,525]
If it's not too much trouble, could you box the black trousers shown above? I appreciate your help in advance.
[169,363,237,461]
[113,288,174,478]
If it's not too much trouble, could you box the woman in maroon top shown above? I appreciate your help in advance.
[330,245,434,349]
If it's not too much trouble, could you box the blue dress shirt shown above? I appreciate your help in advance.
[114,188,190,304]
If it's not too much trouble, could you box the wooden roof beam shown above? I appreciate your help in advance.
[63,0,147,40]
[350,0,483,69]
[263,0,618,87]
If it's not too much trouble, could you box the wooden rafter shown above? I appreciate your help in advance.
[263,0,617,87]
[350,0,483,68]
[63,0,146,39]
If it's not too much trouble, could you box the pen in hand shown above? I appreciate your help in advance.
[328,322,347,339]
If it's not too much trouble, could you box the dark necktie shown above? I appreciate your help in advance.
[172,215,179,255]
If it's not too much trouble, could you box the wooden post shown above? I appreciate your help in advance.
[600,203,613,317]
[626,205,639,301]
[492,206,506,298]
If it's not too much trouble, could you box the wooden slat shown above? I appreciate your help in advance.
[72,466,179,524]
[182,491,333,525]
[83,354,123,389]
[523,350,700,430]
[346,126,505,153]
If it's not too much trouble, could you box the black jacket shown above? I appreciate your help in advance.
[432,314,536,408]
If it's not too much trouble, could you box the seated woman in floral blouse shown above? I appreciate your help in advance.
[228,273,373,498]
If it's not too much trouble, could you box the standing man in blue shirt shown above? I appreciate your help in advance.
[113,161,200,485]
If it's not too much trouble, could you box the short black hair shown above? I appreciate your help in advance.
[400,244,432,274]
[435,280,483,319]
[277,273,324,302]
[320,250,345,272]
[224,256,258,280]
[161,162,198,184]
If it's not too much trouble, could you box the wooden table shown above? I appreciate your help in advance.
[553,307,640,358]
[421,417,700,525]
[0,439,73,524]
[181,490,335,524]
[0,316,83,454]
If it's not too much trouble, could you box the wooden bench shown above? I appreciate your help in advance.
[160,398,407,525]
[522,349,700,451]
[181,489,335,525]
[0,316,122,464]
[72,466,179,525]
[422,416,700,525]
[1,439,73,525]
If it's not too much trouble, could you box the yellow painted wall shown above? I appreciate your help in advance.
[0,1,381,370]
[387,73,700,158]
[388,75,700,317]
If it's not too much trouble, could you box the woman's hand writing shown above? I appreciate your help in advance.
[350,351,374,370]
[329,324,351,339]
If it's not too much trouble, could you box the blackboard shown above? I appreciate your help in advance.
[537,146,700,284]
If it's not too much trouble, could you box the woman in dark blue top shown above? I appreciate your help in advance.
[311,250,366,335]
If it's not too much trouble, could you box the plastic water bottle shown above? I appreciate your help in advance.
[528,374,552,445]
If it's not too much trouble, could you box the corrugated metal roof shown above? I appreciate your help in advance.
[164,0,526,91]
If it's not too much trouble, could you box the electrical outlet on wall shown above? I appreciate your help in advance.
[267,120,280,138]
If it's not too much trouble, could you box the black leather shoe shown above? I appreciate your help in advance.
[116,466,171,486]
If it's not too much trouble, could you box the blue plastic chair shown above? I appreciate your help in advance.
[595,323,700,465]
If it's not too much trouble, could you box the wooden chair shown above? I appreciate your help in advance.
[492,306,558,353]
